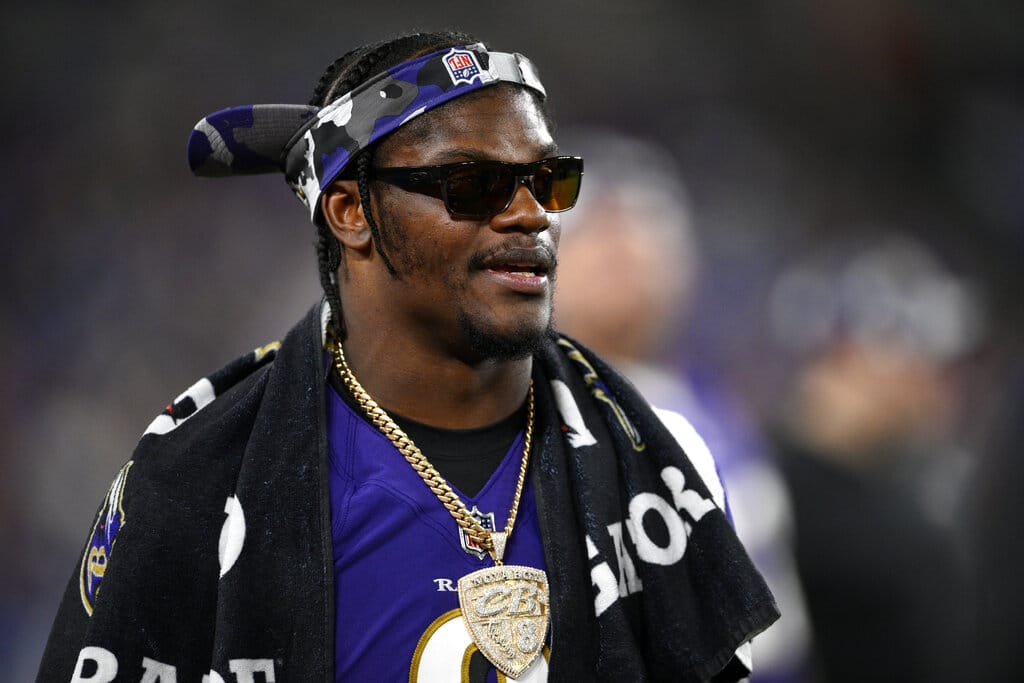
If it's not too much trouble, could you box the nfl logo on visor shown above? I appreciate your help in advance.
[444,49,482,85]
[460,505,495,559]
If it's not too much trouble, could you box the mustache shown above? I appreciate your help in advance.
[468,238,559,273]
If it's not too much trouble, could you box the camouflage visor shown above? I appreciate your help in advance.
[186,44,547,222]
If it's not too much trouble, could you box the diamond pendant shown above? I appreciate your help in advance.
[457,563,549,679]
[457,533,548,678]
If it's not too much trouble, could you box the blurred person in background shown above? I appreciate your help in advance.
[767,235,980,682]
[555,129,812,683]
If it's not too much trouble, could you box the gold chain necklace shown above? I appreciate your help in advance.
[328,337,549,678]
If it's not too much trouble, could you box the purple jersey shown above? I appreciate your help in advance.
[327,387,549,682]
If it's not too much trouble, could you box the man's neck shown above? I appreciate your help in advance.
[337,327,533,430]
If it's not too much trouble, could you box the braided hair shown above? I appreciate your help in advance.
[308,30,478,340]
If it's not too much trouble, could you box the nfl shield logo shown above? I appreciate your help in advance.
[444,49,482,85]
[460,505,496,558]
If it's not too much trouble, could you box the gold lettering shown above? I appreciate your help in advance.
[88,547,108,578]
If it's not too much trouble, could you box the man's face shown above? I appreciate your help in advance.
[367,86,560,362]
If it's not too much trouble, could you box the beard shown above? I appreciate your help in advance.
[458,310,553,362]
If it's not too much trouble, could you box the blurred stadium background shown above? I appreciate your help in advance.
[3,1,1021,680]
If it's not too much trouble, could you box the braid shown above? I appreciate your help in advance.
[323,46,386,104]
[307,48,360,107]
[315,221,345,337]
[356,151,398,276]
[308,30,479,338]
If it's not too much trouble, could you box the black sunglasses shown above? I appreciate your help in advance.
[372,156,583,219]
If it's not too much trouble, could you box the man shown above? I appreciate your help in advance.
[39,32,777,682]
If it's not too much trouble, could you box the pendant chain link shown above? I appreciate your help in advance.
[328,336,534,563]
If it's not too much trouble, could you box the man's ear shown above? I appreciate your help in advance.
[321,180,372,252]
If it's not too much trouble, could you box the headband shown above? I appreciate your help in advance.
[187,44,547,221]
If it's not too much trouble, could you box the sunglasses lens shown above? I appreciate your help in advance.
[429,157,583,217]
[534,158,582,212]
[444,165,515,217]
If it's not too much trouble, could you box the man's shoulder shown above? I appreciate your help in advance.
[139,302,326,446]
[141,341,282,440]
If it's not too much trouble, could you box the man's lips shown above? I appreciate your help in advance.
[476,246,555,275]
[474,245,556,294]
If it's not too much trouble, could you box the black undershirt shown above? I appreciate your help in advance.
[328,367,524,497]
